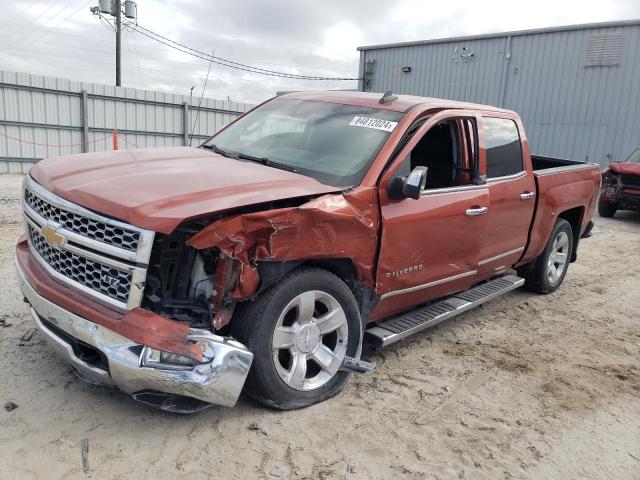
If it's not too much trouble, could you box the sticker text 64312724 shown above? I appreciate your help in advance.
[348,116,398,132]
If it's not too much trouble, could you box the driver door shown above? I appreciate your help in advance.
[371,111,489,321]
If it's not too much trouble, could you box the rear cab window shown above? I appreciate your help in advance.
[483,117,523,178]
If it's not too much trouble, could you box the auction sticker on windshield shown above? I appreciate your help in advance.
[349,116,398,132]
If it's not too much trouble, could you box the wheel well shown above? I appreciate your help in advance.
[301,259,357,282]
[256,259,358,295]
[558,207,584,262]
[255,259,374,322]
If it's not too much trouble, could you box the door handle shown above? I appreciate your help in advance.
[465,206,488,217]
[520,191,535,200]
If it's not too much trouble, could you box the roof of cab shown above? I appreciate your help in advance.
[279,90,513,114]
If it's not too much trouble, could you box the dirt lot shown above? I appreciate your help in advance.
[0,173,639,480]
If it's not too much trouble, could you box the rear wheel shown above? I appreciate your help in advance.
[598,199,617,217]
[232,267,362,409]
[524,219,573,294]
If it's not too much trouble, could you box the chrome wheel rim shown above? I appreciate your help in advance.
[272,290,349,391]
[547,231,569,285]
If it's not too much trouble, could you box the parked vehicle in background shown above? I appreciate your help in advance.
[599,146,640,217]
[16,91,601,412]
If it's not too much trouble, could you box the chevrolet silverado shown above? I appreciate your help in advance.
[16,91,601,412]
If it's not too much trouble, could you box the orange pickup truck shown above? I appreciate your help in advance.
[16,91,601,412]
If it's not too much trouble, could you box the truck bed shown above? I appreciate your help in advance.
[520,156,601,267]
[531,155,591,172]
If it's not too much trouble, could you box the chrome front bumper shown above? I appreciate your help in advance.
[16,259,253,412]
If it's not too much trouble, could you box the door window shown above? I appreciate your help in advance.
[483,117,523,178]
[399,118,477,190]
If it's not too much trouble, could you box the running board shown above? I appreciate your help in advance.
[365,275,525,347]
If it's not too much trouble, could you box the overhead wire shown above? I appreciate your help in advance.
[124,24,137,86]
[131,28,143,87]
[130,23,362,81]
[18,0,77,39]
[3,0,40,27]
[28,0,92,46]
[97,15,361,81]
[97,14,117,32]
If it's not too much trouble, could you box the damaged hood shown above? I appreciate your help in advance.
[607,162,640,176]
[30,147,340,233]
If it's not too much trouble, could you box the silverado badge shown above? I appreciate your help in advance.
[385,264,424,278]
[41,225,66,248]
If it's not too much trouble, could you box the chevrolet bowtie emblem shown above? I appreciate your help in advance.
[41,225,66,248]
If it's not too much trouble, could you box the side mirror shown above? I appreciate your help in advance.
[387,166,428,200]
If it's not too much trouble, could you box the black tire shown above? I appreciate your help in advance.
[231,267,362,410]
[524,219,573,294]
[598,199,617,218]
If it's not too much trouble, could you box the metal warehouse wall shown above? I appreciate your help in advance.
[358,20,640,167]
[0,70,254,174]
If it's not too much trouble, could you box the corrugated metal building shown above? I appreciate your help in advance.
[357,20,640,167]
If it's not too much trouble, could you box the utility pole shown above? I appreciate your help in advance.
[91,1,137,87]
[115,0,122,86]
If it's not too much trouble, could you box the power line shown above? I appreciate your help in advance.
[3,0,40,27]
[0,23,353,76]
[97,13,116,32]
[0,44,309,85]
[28,0,92,45]
[131,23,362,81]
[97,15,361,81]
[19,0,76,37]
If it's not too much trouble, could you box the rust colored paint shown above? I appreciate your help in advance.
[372,110,489,320]
[476,113,535,276]
[210,254,240,329]
[118,309,203,362]
[29,147,339,234]
[517,166,601,266]
[16,240,203,361]
[28,92,513,235]
[608,162,640,176]
[187,187,381,300]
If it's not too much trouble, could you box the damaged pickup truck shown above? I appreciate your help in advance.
[598,146,640,217]
[16,91,601,412]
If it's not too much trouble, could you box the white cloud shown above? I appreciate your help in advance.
[315,22,364,61]
[0,0,637,104]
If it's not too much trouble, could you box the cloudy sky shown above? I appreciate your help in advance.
[0,0,638,104]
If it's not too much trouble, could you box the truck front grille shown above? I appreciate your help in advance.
[25,189,141,252]
[22,176,154,310]
[28,224,133,304]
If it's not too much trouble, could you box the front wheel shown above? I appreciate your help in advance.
[524,219,573,294]
[232,267,362,409]
[598,199,617,217]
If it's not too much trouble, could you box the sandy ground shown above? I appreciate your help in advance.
[0,172,639,480]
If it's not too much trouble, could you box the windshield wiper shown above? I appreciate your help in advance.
[202,144,298,173]
[236,152,299,173]
[200,143,238,159]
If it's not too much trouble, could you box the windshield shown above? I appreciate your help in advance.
[626,147,640,163]
[204,98,404,187]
